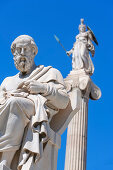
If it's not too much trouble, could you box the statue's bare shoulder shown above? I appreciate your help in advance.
[1,74,21,90]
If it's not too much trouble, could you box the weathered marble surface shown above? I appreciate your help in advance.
[65,19,101,170]
[0,19,101,170]
[0,35,72,170]
[64,69,101,170]
[67,18,98,75]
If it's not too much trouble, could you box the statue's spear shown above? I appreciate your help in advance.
[54,35,72,59]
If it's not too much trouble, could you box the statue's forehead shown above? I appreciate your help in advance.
[15,41,31,48]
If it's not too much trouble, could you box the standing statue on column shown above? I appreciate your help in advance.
[64,19,101,170]
[67,18,98,75]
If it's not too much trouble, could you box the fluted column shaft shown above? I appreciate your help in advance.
[65,97,88,170]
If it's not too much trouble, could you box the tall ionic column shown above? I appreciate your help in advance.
[64,70,101,170]
[65,97,88,170]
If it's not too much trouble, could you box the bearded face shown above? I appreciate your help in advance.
[13,44,35,74]
[14,55,34,73]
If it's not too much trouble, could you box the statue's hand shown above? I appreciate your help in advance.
[66,51,71,56]
[86,44,90,48]
[26,81,47,94]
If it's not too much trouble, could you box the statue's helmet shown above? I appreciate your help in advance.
[78,18,86,32]
[11,35,38,56]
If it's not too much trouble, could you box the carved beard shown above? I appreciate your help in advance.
[14,55,34,73]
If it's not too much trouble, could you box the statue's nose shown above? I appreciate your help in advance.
[21,48,25,56]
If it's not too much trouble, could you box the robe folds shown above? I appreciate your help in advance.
[0,65,69,169]
[72,32,94,75]
[72,41,94,73]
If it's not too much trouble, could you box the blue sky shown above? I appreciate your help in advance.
[0,0,113,170]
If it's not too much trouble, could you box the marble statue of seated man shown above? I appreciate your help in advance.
[0,35,69,170]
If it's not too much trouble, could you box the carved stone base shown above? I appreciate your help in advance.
[0,164,11,170]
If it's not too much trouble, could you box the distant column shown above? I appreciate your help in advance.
[64,69,101,170]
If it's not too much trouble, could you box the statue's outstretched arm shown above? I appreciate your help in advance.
[66,47,74,56]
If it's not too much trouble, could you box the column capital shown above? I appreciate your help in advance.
[64,69,101,100]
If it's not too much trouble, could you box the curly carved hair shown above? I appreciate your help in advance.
[11,35,38,56]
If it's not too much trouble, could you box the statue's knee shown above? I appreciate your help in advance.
[8,97,21,107]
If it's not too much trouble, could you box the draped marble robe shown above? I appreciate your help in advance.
[72,32,94,75]
[0,65,69,170]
